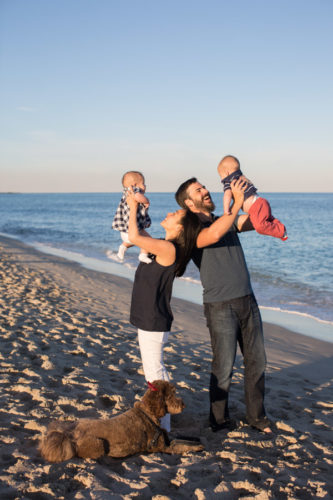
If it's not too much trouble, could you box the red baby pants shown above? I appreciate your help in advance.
[248,197,286,239]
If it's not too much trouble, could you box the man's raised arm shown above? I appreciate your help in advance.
[197,179,245,248]
[236,214,254,232]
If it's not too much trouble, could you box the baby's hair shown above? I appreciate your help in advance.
[121,171,145,187]
[218,155,240,169]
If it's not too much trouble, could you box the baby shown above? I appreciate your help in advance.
[218,155,287,241]
[112,171,152,263]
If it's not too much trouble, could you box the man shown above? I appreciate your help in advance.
[175,178,272,433]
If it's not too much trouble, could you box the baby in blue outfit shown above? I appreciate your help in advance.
[218,155,287,241]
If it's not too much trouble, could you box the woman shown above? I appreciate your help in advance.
[126,190,201,432]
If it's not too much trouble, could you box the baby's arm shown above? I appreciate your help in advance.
[223,189,233,215]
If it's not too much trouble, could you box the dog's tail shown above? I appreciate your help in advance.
[39,422,76,463]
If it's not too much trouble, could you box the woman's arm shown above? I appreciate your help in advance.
[127,191,175,266]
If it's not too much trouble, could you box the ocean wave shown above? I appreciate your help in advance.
[178,276,201,285]
[1,225,75,242]
[259,305,333,326]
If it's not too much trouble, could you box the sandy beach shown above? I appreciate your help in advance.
[0,234,332,499]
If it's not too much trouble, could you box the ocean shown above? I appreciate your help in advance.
[1,192,332,343]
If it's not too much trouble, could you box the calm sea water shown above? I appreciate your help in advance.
[1,192,332,341]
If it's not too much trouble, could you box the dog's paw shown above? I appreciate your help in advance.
[167,439,204,454]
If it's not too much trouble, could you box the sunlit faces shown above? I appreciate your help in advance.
[186,182,215,213]
[160,209,186,232]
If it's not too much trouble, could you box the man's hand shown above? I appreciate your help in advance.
[230,178,246,207]
[239,174,251,184]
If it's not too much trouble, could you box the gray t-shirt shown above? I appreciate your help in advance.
[192,217,253,304]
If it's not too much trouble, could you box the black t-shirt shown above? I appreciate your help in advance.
[130,247,177,332]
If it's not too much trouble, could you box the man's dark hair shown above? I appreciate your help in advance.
[175,177,197,209]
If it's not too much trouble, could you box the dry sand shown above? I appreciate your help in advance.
[0,234,332,499]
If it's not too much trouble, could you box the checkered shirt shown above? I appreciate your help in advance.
[112,187,151,232]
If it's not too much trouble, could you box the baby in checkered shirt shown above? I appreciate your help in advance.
[112,171,152,263]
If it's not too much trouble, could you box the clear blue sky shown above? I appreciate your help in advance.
[1,0,332,192]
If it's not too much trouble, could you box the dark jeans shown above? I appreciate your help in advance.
[204,294,267,427]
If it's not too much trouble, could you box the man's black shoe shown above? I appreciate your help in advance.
[210,419,237,432]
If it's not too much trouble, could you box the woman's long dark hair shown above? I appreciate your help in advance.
[173,210,202,277]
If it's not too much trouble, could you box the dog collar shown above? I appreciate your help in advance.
[148,382,158,391]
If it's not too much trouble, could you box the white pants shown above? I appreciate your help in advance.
[138,329,171,432]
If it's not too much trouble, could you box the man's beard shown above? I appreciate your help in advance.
[191,197,215,213]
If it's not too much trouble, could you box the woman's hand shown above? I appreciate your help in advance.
[126,189,139,211]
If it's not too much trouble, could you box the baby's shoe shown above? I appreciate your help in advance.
[138,252,152,264]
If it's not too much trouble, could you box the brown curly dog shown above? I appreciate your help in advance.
[39,380,204,462]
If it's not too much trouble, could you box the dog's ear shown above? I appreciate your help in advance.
[142,380,170,418]
[153,381,178,405]
[151,380,173,393]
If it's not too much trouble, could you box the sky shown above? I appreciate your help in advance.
[1,0,332,193]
